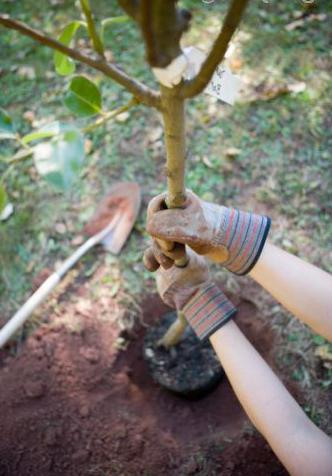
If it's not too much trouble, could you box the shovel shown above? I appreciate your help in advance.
[0,182,141,348]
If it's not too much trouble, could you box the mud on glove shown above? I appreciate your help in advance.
[147,190,271,275]
[144,246,236,340]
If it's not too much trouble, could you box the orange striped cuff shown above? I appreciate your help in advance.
[182,282,237,340]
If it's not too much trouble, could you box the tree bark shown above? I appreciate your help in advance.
[119,0,191,68]
[159,84,188,267]
[158,85,189,347]
[160,85,186,209]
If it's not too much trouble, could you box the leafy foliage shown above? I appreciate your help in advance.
[64,75,102,117]
[22,130,57,145]
[33,123,85,190]
[54,21,86,76]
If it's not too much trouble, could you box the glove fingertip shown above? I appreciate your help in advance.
[143,249,160,272]
[147,193,168,215]
[160,258,174,270]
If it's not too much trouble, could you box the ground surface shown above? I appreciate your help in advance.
[0,283,290,476]
[0,0,331,474]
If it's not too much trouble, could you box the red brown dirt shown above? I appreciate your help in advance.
[83,182,139,237]
[83,196,130,236]
[0,291,289,476]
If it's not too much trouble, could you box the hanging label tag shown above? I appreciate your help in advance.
[205,65,241,105]
[183,46,241,105]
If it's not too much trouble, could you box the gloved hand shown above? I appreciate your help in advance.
[146,190,271,275]
[143,246,236,340]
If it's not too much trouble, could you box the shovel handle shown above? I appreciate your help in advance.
[0,214,121,348]
[0,235,99,349]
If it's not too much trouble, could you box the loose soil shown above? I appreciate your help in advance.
[83,182,139,237]
[0,287,290,476]
[144,312,224,398]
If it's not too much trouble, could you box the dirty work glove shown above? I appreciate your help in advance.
[144,246,236,340]
[147,190,271,276]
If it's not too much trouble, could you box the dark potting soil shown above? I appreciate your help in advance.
[0,285,289,475]
[144,312,223,398]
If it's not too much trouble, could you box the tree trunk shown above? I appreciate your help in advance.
[161,85,186,209]
[158,84,189,347]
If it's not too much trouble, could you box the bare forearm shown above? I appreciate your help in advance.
[210,321,332,476]
[250,242,332,340]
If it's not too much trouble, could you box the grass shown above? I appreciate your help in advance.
[0,0,331,429]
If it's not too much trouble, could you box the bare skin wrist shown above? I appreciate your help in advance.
[248,240,270,279]
[209,318,235,344]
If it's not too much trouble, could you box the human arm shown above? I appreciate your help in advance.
[145,245,332,476]
[249,242,332,340]
[210,320,332,476]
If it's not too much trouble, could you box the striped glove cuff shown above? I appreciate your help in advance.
[220,208,271,275]
[182,282,237,340]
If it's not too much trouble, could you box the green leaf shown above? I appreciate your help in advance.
[101,16,129,40]
[22,130,57,145]
[33,123,85,190]
[312,335,326,346]
[54,21,86,76]
[0,185,7,214]
[0,108,15,137]
[22,121,66,145]
[64,76,102,117]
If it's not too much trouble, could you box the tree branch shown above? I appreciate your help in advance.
[140,0,154,65]
[0,14,161,109]
[117,0,140,20]
[83,97,138,133]
[79,0,105,58]
[181,0,249,98]
[119,0,191,68]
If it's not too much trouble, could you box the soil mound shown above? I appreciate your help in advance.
[0,292,287,475]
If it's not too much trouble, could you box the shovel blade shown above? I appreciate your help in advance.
[84,182,141,255]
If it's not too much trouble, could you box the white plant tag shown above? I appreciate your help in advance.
[183,46,241,105]
[205,65,241,105]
